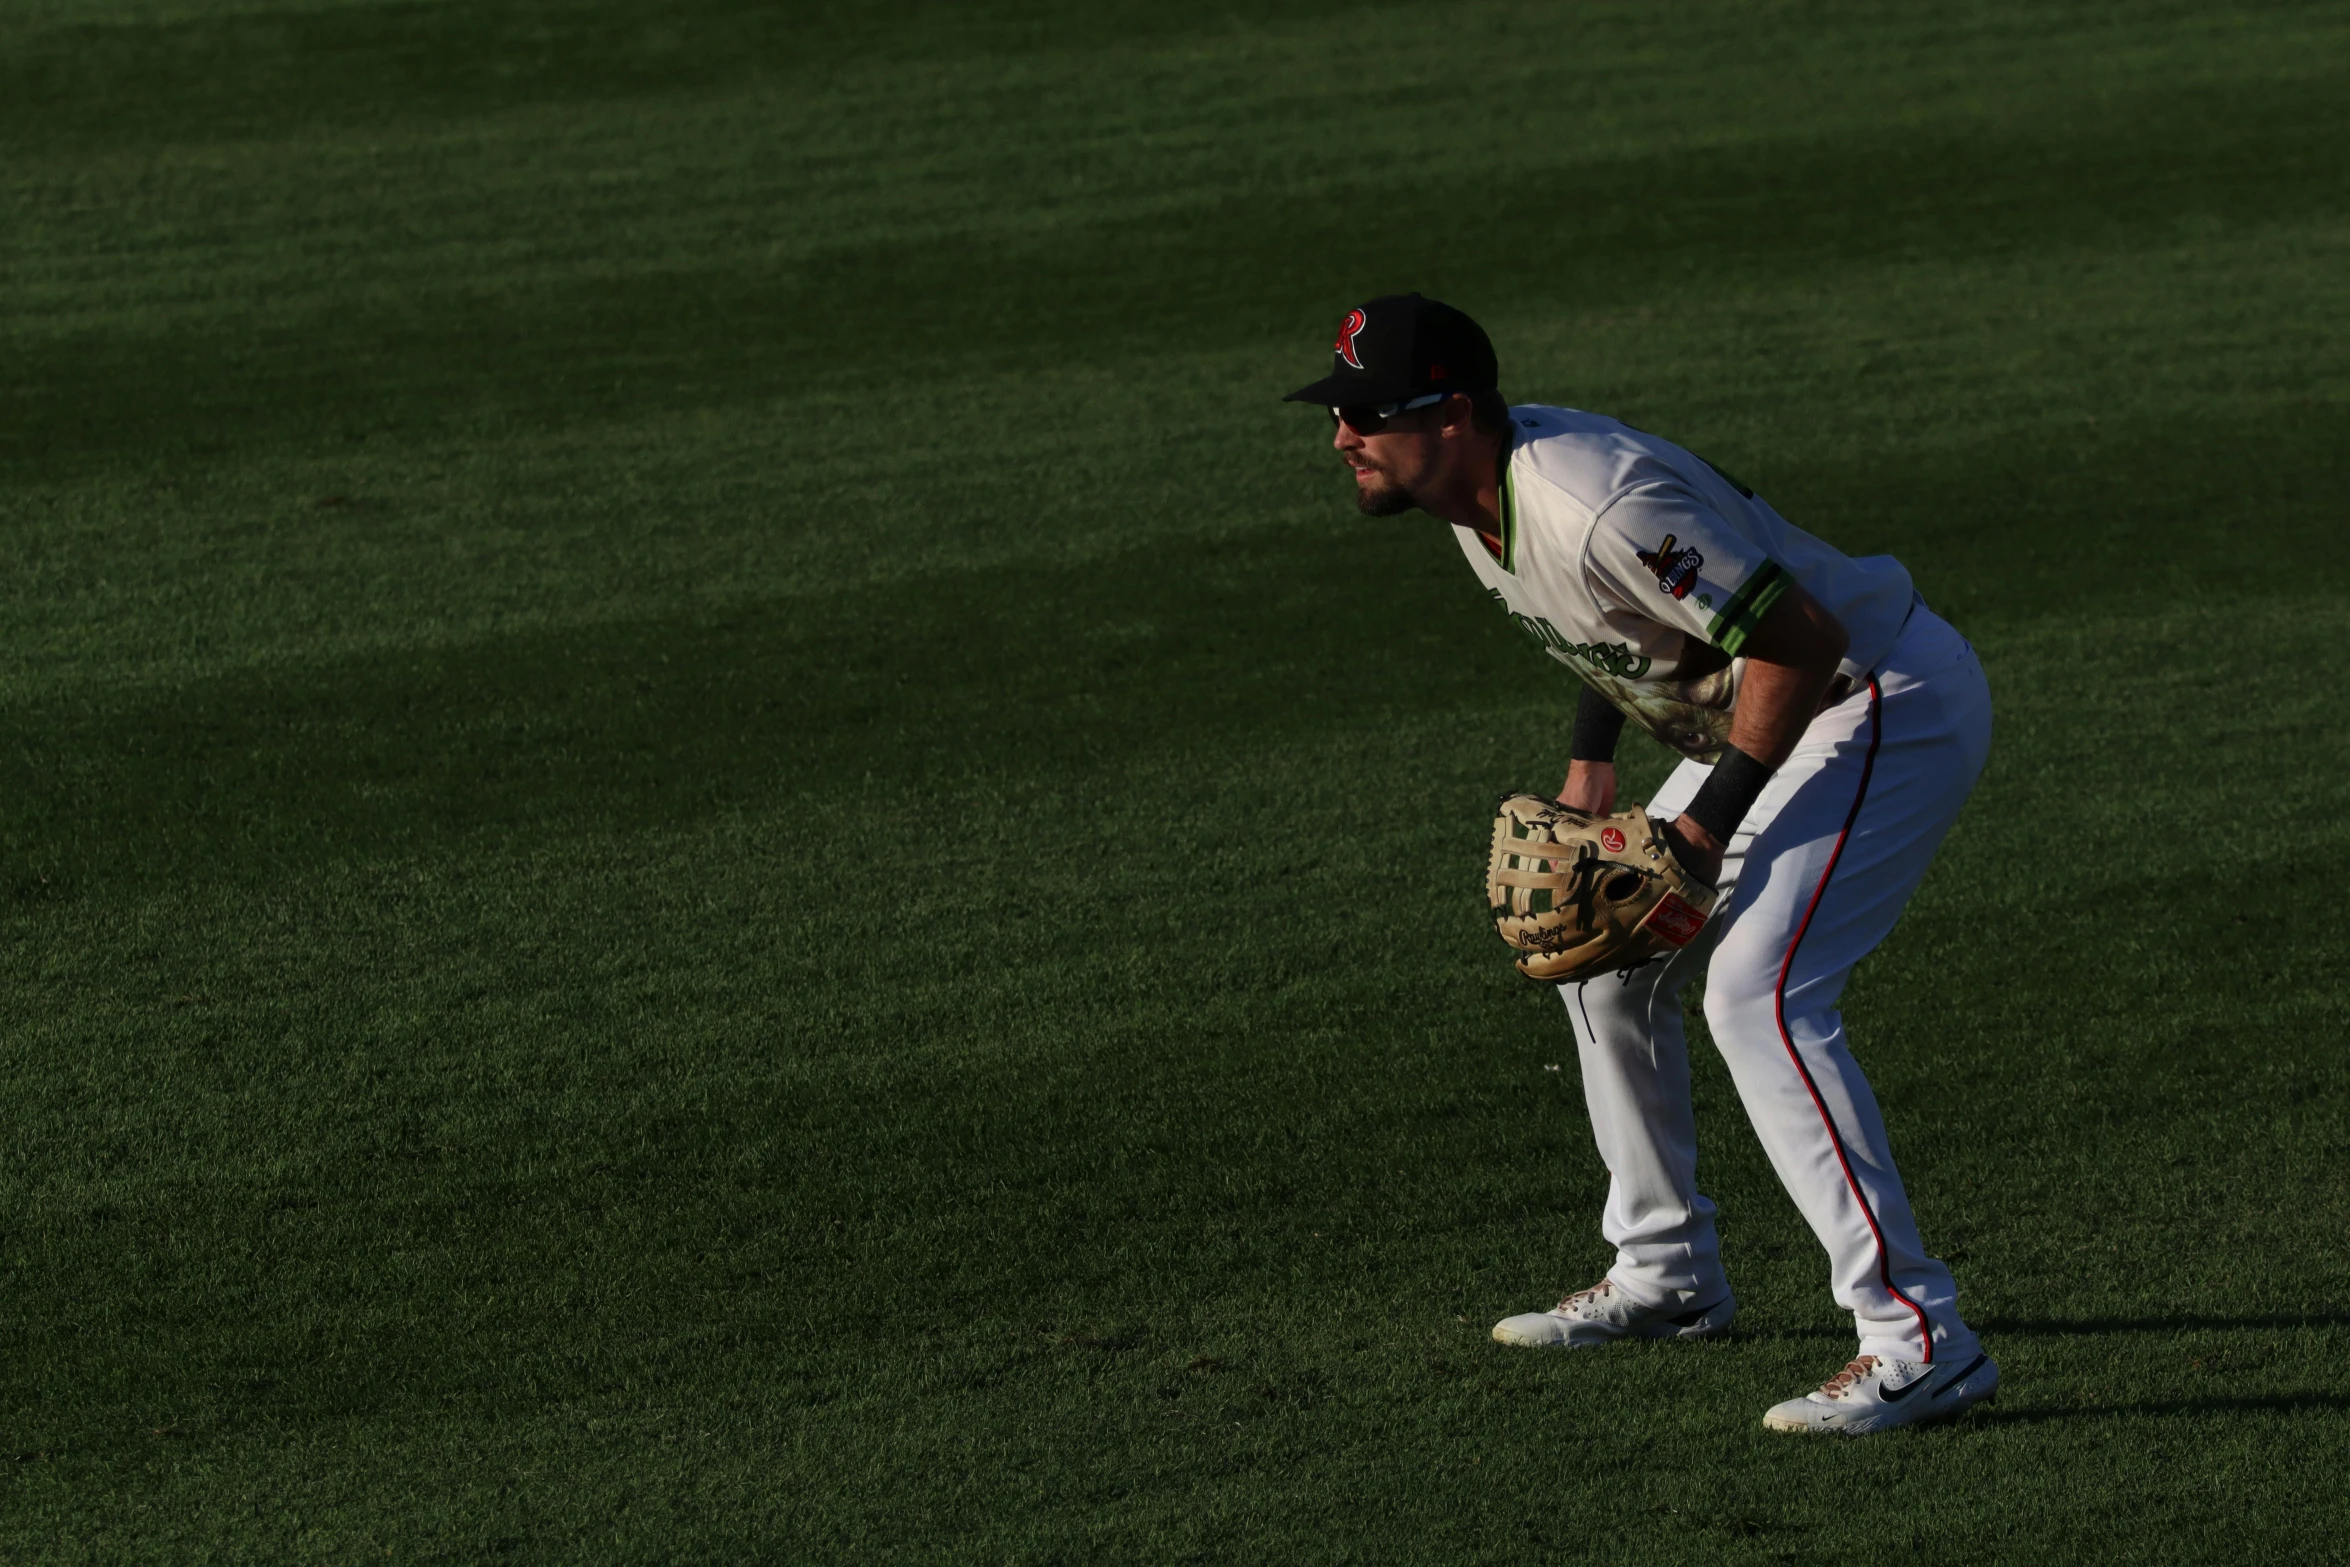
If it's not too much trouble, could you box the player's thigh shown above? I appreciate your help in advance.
[1710,690,1981,1022]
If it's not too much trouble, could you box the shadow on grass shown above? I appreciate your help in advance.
[7,400,2341,911]
[1972,1391,2350,1427]
[1978,1313,2350,1337]
[0,521,1497,901]
[6,58,2345,479]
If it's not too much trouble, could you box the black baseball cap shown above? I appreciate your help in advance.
[1282,293,1498,407]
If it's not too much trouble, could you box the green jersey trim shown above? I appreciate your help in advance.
[1498,461,1520,574]
[1705,560,1791,654]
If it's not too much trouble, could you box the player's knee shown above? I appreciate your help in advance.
[1698,954,1779,1043]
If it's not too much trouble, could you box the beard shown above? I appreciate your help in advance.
[1351,467,1420,517]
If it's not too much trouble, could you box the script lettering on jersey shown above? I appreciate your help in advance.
[1635,533,1703,601]
[1489,590,1653,679]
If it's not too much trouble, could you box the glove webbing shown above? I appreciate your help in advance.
[1492,838,1660,929]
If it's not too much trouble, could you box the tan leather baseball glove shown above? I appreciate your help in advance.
[1485,794,1719,984]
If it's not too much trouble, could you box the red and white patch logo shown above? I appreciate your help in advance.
[1635,533,1705,601]
[1334,308,1368,369]
[1599,826,1627,853]
[1640,893,1710,946]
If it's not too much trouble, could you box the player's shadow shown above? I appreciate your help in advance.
[1969,1391,2350,1427]
[1951,1313,2350,1429]
[1974,1311,2350,1337]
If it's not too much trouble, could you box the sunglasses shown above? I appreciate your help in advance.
[1327,390,1452,434]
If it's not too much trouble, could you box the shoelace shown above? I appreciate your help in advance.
[1555,1280,1615,1312]
[1818,1355,1882,1398]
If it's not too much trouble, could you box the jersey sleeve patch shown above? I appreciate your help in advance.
[1634,534,1704,600]
[1587,483,1792,658]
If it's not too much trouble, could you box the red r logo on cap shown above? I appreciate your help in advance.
[1334,309,1367,369]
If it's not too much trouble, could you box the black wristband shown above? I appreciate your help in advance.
[1569,684,1628,763]
[1683,745,1773,845]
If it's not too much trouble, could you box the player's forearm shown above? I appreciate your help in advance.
[1724,588,1850,767]
[1724,657,1839,768]
[1558,759,1616,813]
[1667,588,1849,874]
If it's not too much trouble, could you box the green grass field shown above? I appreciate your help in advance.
[4,0,2348,1559]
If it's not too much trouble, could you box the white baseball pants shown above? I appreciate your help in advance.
[1562,604,1990,1364]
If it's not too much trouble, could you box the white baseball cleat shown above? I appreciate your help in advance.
[1490,1278,1736,1348]
[1762,1351,1999,1435]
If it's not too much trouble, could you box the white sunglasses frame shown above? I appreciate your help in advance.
[1326,390,1455,432]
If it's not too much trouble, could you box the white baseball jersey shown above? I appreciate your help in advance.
[1453,405,1916,760]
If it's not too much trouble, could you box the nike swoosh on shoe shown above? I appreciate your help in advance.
[1875,1369,1935,1403]
[1878,1352,1986,1404]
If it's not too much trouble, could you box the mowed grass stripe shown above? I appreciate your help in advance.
[4,201,2342,705]
[5,6,2344,476]
[5,384,2343,894]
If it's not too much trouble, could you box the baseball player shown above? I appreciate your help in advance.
[1286,293,1998,1434]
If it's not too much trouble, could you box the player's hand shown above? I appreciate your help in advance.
[1557,760,1616,815]
[1664,814,1726,887]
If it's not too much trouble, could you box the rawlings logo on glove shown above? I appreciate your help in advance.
[1485,795,1718,984]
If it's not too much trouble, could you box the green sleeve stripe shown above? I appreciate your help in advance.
[1499,466,1519,574]
[1708,561,1785,636]
[1706,562,1791,654]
